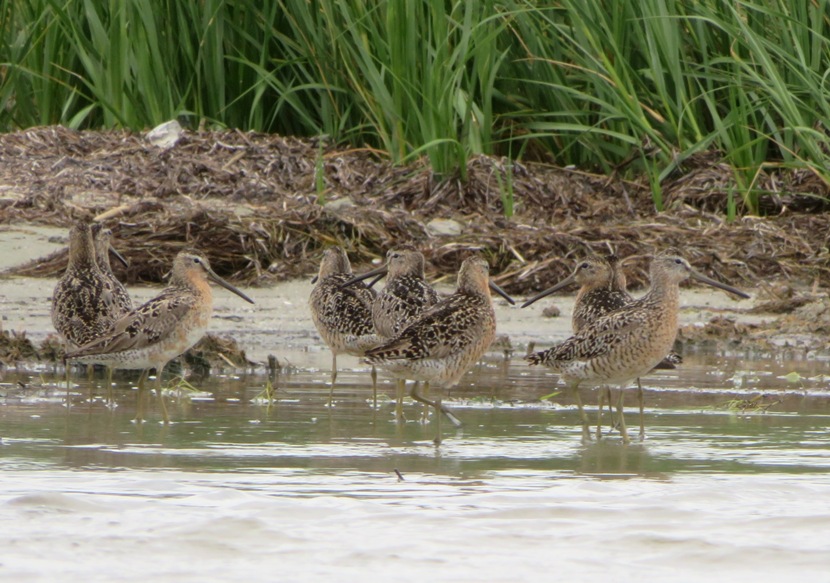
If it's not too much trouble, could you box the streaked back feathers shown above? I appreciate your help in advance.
[309,246,379,355]
[52,222,126,347]
[373,249,439,338]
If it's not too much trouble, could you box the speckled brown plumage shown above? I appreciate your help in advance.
[523,255,681,367]
[66,251,254,422]
[365,256,508,442]
[308,246,381,406]
[526,255,749,443]
[571,257,631,332]
[343,248,441,422]
[51,222,125,349]
[371,249,440,339]
[67,250,254,367]
[572,256,679,439]
[366,256,499,385]
[92,224,133,318]
[309,247,380,357]
[523,256,682,440]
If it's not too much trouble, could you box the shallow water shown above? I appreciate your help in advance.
[2,353,830,582]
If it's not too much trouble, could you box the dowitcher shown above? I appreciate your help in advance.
[65,251,255,423]
[341,248,440,421]
[52,221,127,351]
[91,224,133,318]
[522,255,682,440]
[91,223,133,399]
[309,246,381,407]
[525,255,749,444]
[365,255,515,444]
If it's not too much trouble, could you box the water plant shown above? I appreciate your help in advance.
[718,394,781,414]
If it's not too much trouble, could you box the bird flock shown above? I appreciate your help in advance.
[52,220,254,423]
[51,220,750,444]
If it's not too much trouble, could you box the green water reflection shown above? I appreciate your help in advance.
[2,354,830,478]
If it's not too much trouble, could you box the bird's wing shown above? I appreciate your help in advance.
[546,307,650,362]
[367,295,479,361]
[310,276,376,337]
[68,289,196,357]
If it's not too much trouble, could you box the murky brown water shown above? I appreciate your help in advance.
[2,352,830,582]
[3,353,830,473]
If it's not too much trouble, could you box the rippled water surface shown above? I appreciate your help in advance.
[2,353,830,582]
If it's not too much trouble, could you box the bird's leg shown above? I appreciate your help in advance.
[106,366,114,408]
[83,363,94,406]
[409,383,461,429]
[637,378,645,441]
[328,353,337,407]
[65,364,71,400]
[371,365,378,409]
[616,388,630,444]
[63,352,72,409]
[134,369,149,423]
[156,366,170,425]
[568,383,591,444]
[604,390,622,434]
[422,381,431,423]
[395,379,405,423]
[433,394,443,446]
[597,386,611,440]
[86,366,94,405]
[608,387,618,429]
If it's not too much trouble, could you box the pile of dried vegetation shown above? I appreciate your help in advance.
[1,126,829,294]
[0,327,252,370]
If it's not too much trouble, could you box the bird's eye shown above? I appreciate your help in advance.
[674,258,683,265]
[580,262,590,269]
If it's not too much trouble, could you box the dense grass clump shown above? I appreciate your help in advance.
[1,0,829,213]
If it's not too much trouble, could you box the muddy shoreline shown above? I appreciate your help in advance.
[2,127,829,371]
[0,223,814,375]
[2,127,830,294]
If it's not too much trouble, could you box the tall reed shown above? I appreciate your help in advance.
[1,0,828,214]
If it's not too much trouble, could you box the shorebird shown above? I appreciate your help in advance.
[365,255,515,444]
[341,248,440,421]
[309,246,381,407]
[522,255,682,440]
[65,251,255,423]
[52,221,128,350]
[90,224,133,399]
[525,255,749,444]
[92,224,133,318]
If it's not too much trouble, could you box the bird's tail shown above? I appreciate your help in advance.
[524,350,549,366]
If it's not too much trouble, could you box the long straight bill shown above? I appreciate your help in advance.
[339,265,389,289]
[489,280,516,305]
[109,246,129,268]
[520,272,578,308]
[206,269,255,304]
[690,271,750,299]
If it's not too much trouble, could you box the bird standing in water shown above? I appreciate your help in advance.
[91,224,133,318]
[66,251,255,423]
[90,224,133,400]
[340,248,440,421]
[526,255,749,444]
[309,247,381,407]
[522,255,682,440]
[52,221,128,350]
[366,255,515,444]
